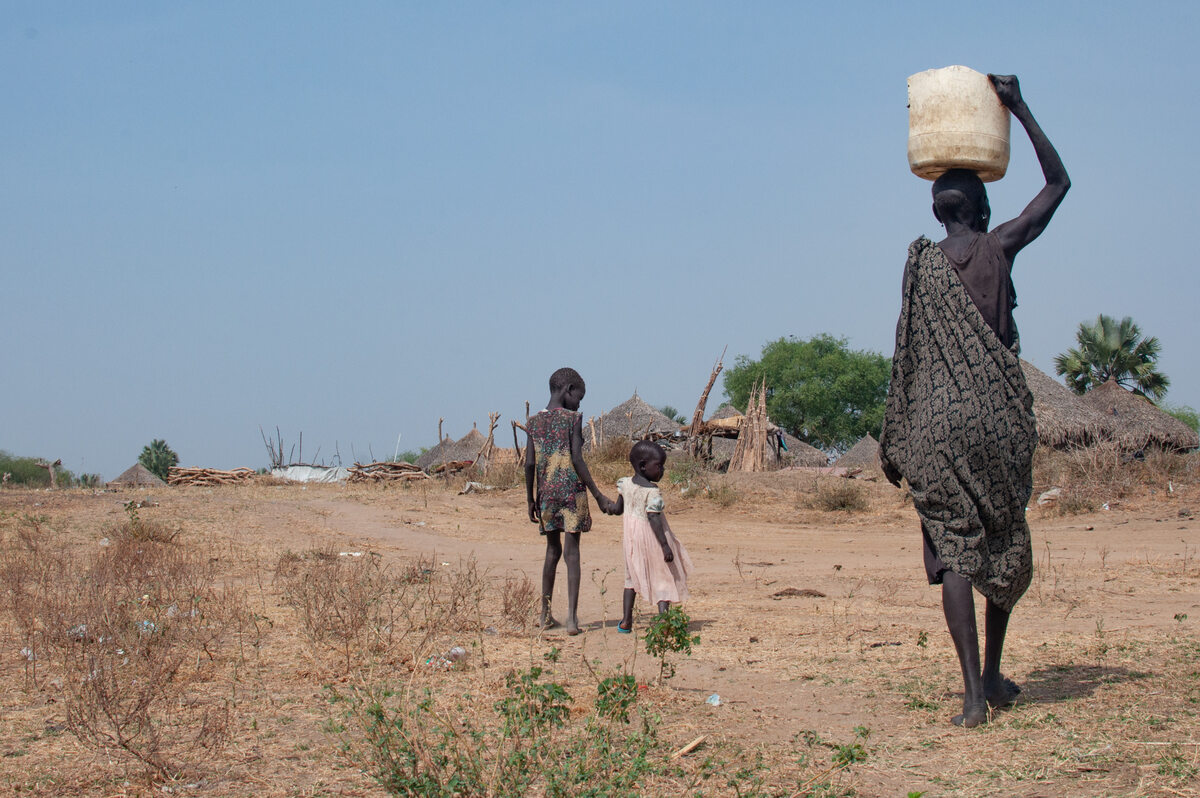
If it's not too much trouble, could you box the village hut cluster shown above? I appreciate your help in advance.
[101,356,1195,491]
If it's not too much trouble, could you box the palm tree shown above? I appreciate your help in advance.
[658,405,687,425]
[1054,315,1169,400]
[139,438,179,482]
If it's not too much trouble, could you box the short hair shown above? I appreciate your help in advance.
[932,168,989,222]
[629,439,665,467]
[549,367,584,394]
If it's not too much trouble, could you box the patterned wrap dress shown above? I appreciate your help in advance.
[617,478,692,604]
[527,408,592,535]
[879,236,1037,612]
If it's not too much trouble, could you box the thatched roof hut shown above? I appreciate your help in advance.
[708,404,742,421]
[109,463,165,487]
[417,428,488,469]
[443,429,487,462]
[1020,359,1109,448]
[415,437,453,470]
[834,434,880,469]
[782,434,829,467]
[1081,380,1199,452]
[596,393,680,443]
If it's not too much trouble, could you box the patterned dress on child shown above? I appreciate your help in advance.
[617,477,692,604]
[526,408,592,534]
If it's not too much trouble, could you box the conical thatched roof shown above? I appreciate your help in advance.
[443,429,486,462]
[109,463,165,487]
[834,434,880,469]
[1020,359,1110,448]
[415,437,453,470]
[597,394,680,442]
[417,428,487,468]
[708,404,743,421]
[1081,380,1199,452]
[782,434,829,467]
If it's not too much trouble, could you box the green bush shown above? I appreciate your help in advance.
[0,451,76,487]
[644,606,700,682]
[330,657,664,797]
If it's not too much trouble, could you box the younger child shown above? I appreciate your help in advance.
[609,440,693,633]
[525,367,614,635]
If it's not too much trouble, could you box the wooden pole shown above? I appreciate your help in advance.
[688,346,727,457]
[511,420,524,463]
[476,412,500,474]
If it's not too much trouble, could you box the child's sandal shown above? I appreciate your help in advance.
[616,622,632,634]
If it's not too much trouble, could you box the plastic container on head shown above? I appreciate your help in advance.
[907,65,1010,183]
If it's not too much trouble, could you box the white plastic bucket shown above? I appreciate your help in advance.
[907,65,1010,182]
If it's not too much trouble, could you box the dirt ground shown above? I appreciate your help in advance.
[1,463,1198,796]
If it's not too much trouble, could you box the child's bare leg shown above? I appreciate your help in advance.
[983,599,1020,706]
[564,532,582,635]
[657,601,670,614]
[541,533,562,628]
[620,589,635,631]
[942,572,987,727]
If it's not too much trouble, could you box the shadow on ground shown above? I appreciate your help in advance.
[1021,663,1151,703]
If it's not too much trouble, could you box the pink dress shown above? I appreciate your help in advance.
[617,477,693,604]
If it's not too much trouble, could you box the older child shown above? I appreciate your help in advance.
[525,367,613,635]
[608,440,693,633]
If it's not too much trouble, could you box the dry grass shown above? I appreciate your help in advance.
[0,511,247,780]
[802,478,870,513]
[1033,443,1199,514]
[0,452,1197,796]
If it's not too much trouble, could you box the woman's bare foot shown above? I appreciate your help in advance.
[540,614,560,630]
[566,623,582,636]
[952,699,988,728]
[984,675,1021,708]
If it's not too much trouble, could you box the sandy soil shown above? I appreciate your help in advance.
[1,468,1197,796]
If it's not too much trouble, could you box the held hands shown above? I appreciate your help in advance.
[987,74,1023,111]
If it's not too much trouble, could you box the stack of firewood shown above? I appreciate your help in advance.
[429,460,473,476]
[168,467,256,486]
[347,461,430,483]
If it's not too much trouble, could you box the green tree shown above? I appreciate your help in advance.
[138,439,179,482]
[1054,315,1169,399]
[723,335,891,450]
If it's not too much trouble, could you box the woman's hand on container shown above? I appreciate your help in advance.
[988,74,1023,110]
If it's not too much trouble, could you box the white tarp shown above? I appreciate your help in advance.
[271,466,350,483]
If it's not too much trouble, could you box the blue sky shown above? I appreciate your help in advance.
[4,2,1197,479]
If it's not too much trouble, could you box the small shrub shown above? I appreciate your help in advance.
[330,654,666,798]
[644,606,700,682]
[115,501,180,543]
[279,552,404,672]
[500,571,537,631]
[707,482,739,507]
[809,480,869,512]
[595,673,638,723]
